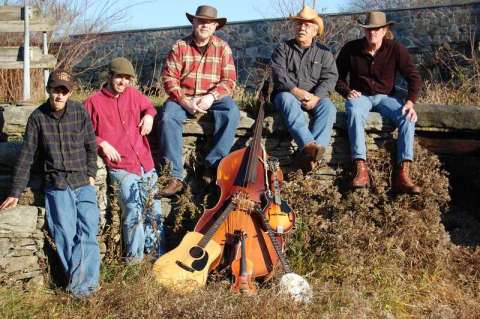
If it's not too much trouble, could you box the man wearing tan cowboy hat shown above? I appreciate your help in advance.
[336,11,422,194]
[271,5,338,172]
[158,5,240,196]
[85,57,165,263]
[0,70,101,297]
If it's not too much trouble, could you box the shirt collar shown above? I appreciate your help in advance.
[290,38,314,53]
[101,85,128,98]
[362,37,389,54]
[187,34,221,49]
[44,99,70,118]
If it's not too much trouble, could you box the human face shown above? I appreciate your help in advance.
[294,21,318,47]
[364,26,387,47]
[48,86,72,111]
[192,18,218,43]
[108,73,132,95]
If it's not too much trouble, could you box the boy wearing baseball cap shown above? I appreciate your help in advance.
[0,70,101,298]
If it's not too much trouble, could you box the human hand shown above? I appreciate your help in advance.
[196,94,215,111]
[138,114,154,136]
[291,87,313,103]
[180,98,207,115]
[347,90,362,100]
[89,177,96,186]
[302,95,320,110]
[402,100,417,123]
[0,197,19,211]
[99,141,122,162]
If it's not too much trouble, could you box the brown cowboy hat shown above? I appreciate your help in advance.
[186,5,227,30]
[288,5,324,36]
[358,11,395,28]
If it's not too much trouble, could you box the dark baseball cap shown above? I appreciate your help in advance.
[47,70,75,91]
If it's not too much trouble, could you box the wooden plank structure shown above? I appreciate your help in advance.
[0,5,57,102]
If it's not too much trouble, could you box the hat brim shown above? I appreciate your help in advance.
[289,16,323,36]
[357,20,395,28]
[186,13,227,30]
[48,80,73,91]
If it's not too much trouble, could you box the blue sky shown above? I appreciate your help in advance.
[114,0,349,30]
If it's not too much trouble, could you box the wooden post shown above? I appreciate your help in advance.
[22,4,31,102]
[312,0,316,8]
[43,31,49,97]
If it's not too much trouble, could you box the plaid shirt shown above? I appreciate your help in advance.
[10,100,97,198]
[162,34,236,103]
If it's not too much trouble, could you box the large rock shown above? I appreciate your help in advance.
[0,205,39,236]
[0,105,36,140]
[416,104,480,131]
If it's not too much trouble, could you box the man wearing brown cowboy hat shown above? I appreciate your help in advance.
[336,11,422,194]
[271,5,338,172]
[158,5,240,196]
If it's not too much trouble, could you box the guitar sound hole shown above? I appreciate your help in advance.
[190,246,204,259]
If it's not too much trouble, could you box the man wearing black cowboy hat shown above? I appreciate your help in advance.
[271,6,338,173]
[158,5,240,196]
[336,11,422,194]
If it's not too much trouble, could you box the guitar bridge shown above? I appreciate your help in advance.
[176,261,195,273]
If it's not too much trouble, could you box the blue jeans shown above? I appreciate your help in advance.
[109,168,165,263]
[273,92,337,149]
[45,184,100,297]
[158,96,240,180]
[345,94,415,163]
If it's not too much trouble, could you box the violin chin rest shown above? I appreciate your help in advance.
[278,273,312,304]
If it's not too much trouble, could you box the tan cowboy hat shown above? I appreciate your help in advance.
[288,5,324,36]
[358,11,395,28]
[186,5,227,30]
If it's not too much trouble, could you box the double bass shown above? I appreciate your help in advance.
[194,80,282,280]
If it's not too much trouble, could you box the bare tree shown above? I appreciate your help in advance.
[11,0,152,73]
[1,0,151,102]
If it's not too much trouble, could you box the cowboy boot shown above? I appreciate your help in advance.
[300,142,326,172]
[352,159,369,189]
[158,178,184,197]
[393,161,421,195]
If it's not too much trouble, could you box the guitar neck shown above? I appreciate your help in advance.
[197,200,235,248]
[255,208,291,273]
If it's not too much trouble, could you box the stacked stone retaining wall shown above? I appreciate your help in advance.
[1,102,480,285]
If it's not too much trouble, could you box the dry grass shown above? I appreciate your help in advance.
[1,143,479,318]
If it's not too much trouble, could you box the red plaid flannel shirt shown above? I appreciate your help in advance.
[162,34,236,103]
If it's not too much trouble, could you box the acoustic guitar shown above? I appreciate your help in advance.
[152,196,241,291]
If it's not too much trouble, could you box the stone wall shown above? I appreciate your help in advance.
[1,102,480,285]
[74,2,480,88]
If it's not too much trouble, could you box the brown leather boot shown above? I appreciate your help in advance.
[393,161,422,195]
[300,142,326,172]
[159,178,184,197]
[302,142,326,161]
[352,159,369,189]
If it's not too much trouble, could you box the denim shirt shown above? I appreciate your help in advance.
[271,39,338,99]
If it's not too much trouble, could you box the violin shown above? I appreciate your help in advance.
[263,158,295,234]
[230,231,256,295]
